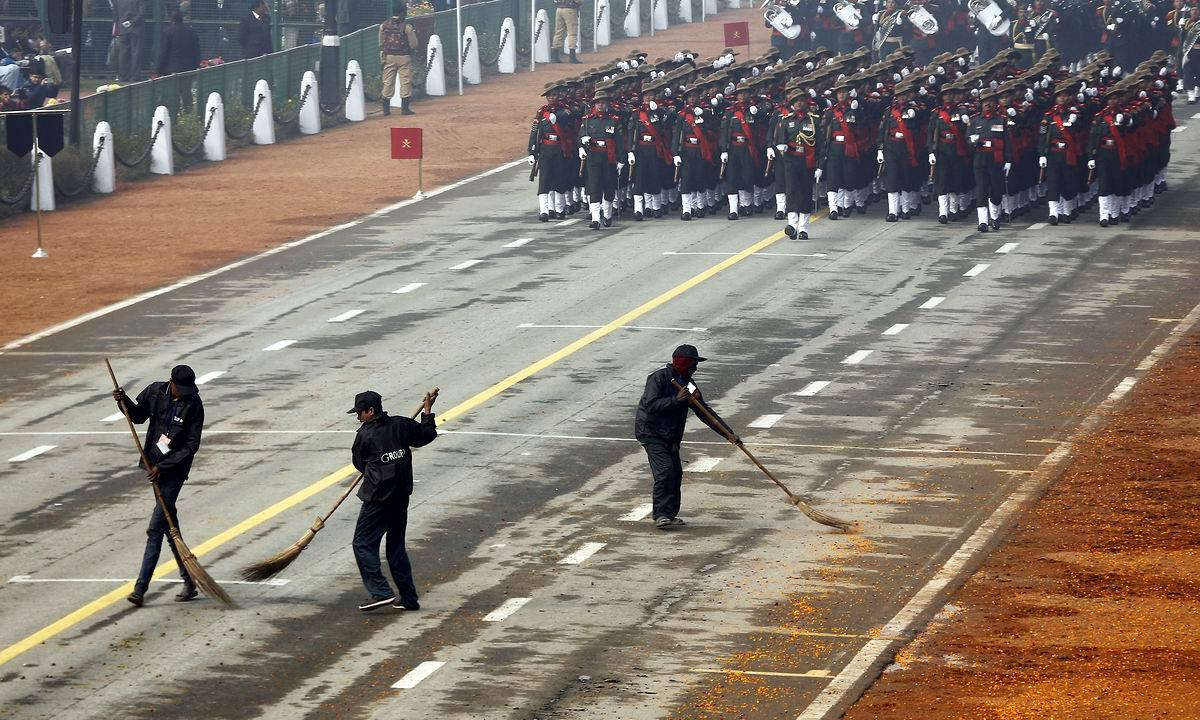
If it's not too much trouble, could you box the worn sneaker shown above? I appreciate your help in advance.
[669,517,686,526]
[654,516,671,530]
[358,595,396,612]
[392,598,421,611]
[175,583,198,602]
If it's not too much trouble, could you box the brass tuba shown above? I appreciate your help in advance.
[834,0,864,29]
[762,0,804,38]
[907,4,940,34]
[968,0,1011,35]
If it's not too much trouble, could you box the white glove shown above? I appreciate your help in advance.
[579,134,590,144]
[876,82,884,90]
[749,105,759,115]
[969,134,980,144]
[1105,23,1115,30]
[1116,16,1123,23]
[904,108,916,119]
[1007,107,1017,117]
[872,11,879,21]
[1076,93,1085,103]
[527,154,535,166]
[1160,66,1169,77]
[673,155,682,167]
[1038,155,1047,168]
[1088,159,1096,170]
[1004,162,1011,175]
[817,3,823,11]
[1067,113,1077,124]
[767,146,777,160]
[814,168,823,182]
[720,151,729,163]
[776,143,788,152]
[961,115,972,125]
[919,86,928,96]
[628,152,636,166]
[877,150,885,164]
[1115,113,1124,124]
[850,99,859,110]
[928,153,936,165]
[710,97,720,107]
[1025,89,1034,102]
[928,75,937,85]
[694,107,703,116]
[695,117,704,125]
[548,112,557,124]
[579,147,588,159]
[122,20,131,28]
[893,73,902,82]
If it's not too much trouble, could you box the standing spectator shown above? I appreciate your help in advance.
[238,0,274,59]
[378,4,418,116]
[157,10,201,110]
[552,0,582,64]
[113,0,146,81]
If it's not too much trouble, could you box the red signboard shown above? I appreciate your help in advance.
[723,21,750,49]
[390,127,423,160]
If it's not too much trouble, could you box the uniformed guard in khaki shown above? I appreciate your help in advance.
[380,7,419,116]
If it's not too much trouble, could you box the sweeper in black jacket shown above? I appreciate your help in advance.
[634,344,739,530]
[349,390,438,612]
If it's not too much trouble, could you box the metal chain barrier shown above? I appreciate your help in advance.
[320,72,357,116]
[623,0,637,22]
[172,105,220,157]
[115,119,166,168]
[461,35,474,70]
[53,136,106,198]
[274,82,314,124]
[479,26,510,66]
[0,154,37,206]
[533,17,546,45]
[596,3,607,28]
[226,92,268,140]
[426,45,439,72]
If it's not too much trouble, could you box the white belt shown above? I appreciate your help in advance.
[893,132,906,139]
[595,140,607,146]
[982,140,993,148]
[642,134,654,142]
[834,134,846,141]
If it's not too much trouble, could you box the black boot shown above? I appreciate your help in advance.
[569,49,581,64]
[400,97,415,116]
[381,98,391,116]
[175,582,198,602]
[551,48,562,63]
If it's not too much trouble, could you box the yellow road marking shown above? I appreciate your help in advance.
[0,226,788,668]
[690,668,832,679]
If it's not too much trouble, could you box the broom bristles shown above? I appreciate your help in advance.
[790,497,856,533]
[170,530,237,607]
[238,528,318,582]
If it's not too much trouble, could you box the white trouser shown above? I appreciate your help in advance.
[977,206,989,225]
[1048,199,1060,218]
[634,195,645,214]
[888,192,900,215]
[988,201,1001,221]
[539,193,550,214]
[938,195,949,216]
[590,201,602,222]
[728,195,739,213]
[776,193,787,212]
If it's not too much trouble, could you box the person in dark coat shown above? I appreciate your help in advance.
[634,345,738,529]
[113,0,146,81]
[238,0,274,59]
[349,390,438,612]
[111,365,205,607]
[157,10,201,110]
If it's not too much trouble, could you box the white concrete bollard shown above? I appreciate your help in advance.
[298,71,320,135]
[596,0,611,46]
[652,0,668,30]
[345,59,366,121]
[726,0,740,7]
[462,26,482,85]
[92,121,116,194]
[30,143,54,212]
[534,9,551,63]
[425,34,447,96]
[252,79,275,145]
[622,0,641,38]
[497,17,517,73]
[703,0,717,14]
[149,105,174,175]
[678,0,692,22]
[204,93,228,161]
[575,16,582,54]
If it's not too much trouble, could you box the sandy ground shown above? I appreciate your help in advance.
[840,336,1200,720]
[0,6,768,347]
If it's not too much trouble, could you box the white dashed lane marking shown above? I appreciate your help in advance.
[996,243,1019,254]
[328,309,365,323]
[559,542,606,565]
[8,446,55,462]
[392,661,446,690]
[391,282,426,294]
[663,251,829,258]
[262,340,297,352]
[964,263,990,277]
[448,259,483,270]
[194,371,225,385]
[1173,125,1188,133]
[100,412,125,423]
[918,296,945,309]
[1027,222,1047,230]
[482,597,531,622]
[619,503,654,522]
[503,238,533,248]
[517,323,708,332]
[556,219,580,227]
[685,456,722,472]
[882,324,909,336]
[748,413,784,429]
[795,380,831,397]
[842,350,873,365]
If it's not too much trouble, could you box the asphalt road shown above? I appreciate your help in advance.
[1,111,1199,720]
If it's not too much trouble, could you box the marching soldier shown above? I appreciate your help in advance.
[877,81,922,221]
[928,83,973,223]
[818,79,865,220]
[579,87,623,229]
[528,82,574,222]
[775,84,822,238]
[969,89,1012,232]
[720,81,767,219]
[629,82,673,220]
[673,90,718,220]
[1182,6,1200,103]
[1039,82,1083,225]
[1087,86,1130,226]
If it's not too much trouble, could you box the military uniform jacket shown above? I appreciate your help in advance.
[580,111,623,162]
[969,111,1014,164]
[878,101,922,166]
[818,101,865,166]
[1087,108,1130,166]
[529,104,573,158]
[774,109,820,168]
[629,104,673,163]
[719,102,765,154]
[1038,104,1081,164]
[672,108,715,160]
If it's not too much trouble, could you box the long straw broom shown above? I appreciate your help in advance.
[671,379,855,532]
[239,388,439,582]
[105,359,237,607]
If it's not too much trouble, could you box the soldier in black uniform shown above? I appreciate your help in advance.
[1038,82,1083,225]
[579,87,624,229]
[673,91,718,220]
[629,81,672,219]
[528,82,574,221]
[878,81,923,221]
[775,84,822,238]
[349,390,438,612]
[1087,85,1131,226]
[719,82,766,219]
[968,89,1013,231]
[928,84,972,223]
[818,79,865,219]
